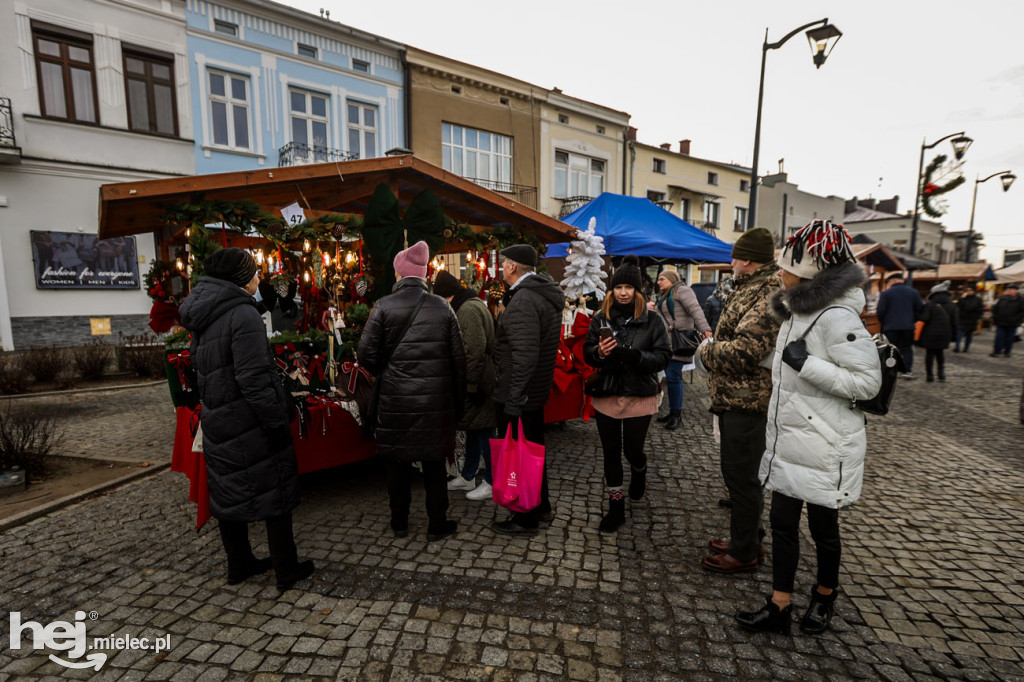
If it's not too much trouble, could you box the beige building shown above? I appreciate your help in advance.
[406,47,544,210]
[758,171,846,245]
[539,90,630,219]
[844,197,951,265]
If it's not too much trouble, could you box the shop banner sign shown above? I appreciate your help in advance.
[31,231,140,289]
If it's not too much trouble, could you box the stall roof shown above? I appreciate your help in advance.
[909,262,998,282]
[98,155,573,243]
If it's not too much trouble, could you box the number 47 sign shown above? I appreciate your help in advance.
[280,202,306,226]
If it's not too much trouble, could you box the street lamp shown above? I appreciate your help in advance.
[966,170,1016,262]
[747,19,842,230]
[907,132,972,282]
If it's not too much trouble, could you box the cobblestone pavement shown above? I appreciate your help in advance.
[1,337,1022,680]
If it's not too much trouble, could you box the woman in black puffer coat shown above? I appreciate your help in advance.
[583,256,672,533]
[357,241,467,541]
[179,248,313,590]
[917,281,959,382]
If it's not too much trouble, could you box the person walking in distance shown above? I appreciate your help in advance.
[583,256,672,532]
[179,248,314,591]
[653,268,712,430]
[698,227,782,574]
[876,271,924,378]
[917,280,958,382]
[491,244,563,536]
[990,283,1024,358]
[357,241,467,542]
[433,270,498,501]
[736,220,881,635]
[954,284,984,353]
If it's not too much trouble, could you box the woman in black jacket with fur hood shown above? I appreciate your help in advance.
[180,248,313,591]
[584,256,672,533]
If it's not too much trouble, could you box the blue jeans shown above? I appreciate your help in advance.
[994,325,1016,356]
[460,428,495,484]
[665,360,685,411]
[955,328,974,352]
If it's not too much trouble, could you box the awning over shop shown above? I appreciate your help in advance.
[98,155,573,244]
[667,183,723,200]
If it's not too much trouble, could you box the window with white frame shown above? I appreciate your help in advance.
[297,43,317,59]
[352,59,370,73]
[734,206,748,231]
[707,171,719,185]
[208,70,250,150]
[214,20,237,37]
[740,178,750,192]
[679,197,691,221]
[441,123,513,187]
[703,200,720,228]
[652,158,666,173]
[290,89,329,161]
[554,151,604,198]
[347,101,377,159]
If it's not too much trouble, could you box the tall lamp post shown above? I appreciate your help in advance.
[907,132,972,282]
[966,170,1016,262]
[747,19,842,231]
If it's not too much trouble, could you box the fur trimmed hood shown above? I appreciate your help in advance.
[771,261,868,319]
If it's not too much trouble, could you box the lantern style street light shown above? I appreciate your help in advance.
[747,19,843,231]
[908,132,972,278]
[966,170,1016,262]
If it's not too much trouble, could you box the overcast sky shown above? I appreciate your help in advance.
[285,0,1024,267]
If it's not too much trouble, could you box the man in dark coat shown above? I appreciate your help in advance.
[990,283,1024,358]
[876,271,924,378]
[491,244,563,536]
[179,248,313,591]
[954,285,985,353]
[357,241,467,541]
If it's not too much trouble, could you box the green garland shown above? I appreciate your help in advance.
[921,154,966,219]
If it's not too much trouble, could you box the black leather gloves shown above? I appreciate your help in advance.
[782,339,809,373]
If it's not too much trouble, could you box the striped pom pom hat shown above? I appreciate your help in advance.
[779,219,857,280]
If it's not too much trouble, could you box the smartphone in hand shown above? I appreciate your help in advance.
[600,327,613,342]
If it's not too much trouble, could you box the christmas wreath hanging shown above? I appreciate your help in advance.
[921,154,966,218]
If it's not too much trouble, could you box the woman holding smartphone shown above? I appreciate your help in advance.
[583,256,672,532]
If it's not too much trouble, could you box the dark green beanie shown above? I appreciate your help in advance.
[731,227,775,263]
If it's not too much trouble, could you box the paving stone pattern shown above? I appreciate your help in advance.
[1,340,1022,680]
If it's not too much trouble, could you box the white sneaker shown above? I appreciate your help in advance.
[447,477,475,492]
[466,481,492,501]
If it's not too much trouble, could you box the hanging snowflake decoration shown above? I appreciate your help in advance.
[921,154,966,218]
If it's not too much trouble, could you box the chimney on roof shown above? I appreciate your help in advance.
[857,198,877,211]
[659,143,671,151]
[625,126,637,141]
[845,197,859,214]
[679,139,691,155]
[876,195,900,214]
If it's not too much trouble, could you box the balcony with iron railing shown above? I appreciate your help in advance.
[278,142,358,167]
[557,195,595,218]
[463,177,537,210]
[687,219,720,235]
[0,97,21,164]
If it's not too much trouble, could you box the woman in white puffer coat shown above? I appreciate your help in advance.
[736,220,881,637]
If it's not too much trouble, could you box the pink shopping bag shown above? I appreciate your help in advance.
[490,419,546,513]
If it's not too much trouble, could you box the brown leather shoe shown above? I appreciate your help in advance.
[700,553,759,574]
[708,539,766,563]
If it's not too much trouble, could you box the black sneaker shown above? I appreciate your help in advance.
[426,520,458,542]
[492,519,538,536]
[276,560,315,592]
[226,557,273,585]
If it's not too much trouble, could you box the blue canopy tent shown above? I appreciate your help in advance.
[544,193,734,263]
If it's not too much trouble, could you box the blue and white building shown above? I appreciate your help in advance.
[184,0,406,173]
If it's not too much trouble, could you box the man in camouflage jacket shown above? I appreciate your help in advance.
[697,227,782,574]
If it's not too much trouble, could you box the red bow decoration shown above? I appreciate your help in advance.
[340,361,371,395]
[167,350,192,391]
[306,354,327,382]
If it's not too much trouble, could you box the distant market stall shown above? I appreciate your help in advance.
[99,156,575,525]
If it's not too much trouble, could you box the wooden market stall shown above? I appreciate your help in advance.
[99,156,581,526]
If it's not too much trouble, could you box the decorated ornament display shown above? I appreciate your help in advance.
[921,154,966,218]
[560,217,608,299]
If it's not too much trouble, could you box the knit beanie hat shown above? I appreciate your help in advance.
[657,269,680,284]
[731,227,776,263]
[930,280,951,295]
[204,247,257,287]
[432,269,464,298]
[610,255,644,291]
[778,220,856,280]
[393,241,429,279]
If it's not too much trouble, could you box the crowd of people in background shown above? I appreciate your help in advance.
[180,223,1021,635]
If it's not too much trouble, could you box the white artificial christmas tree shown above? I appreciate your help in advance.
[560,217,607,299]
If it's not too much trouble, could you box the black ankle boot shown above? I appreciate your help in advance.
[800,586,838,634]
[599,497,626,533]
[664,410,681,431]
[628,466,647,501]
[736,596,792,634]
[276,560,315,592]
[655,412,671,423]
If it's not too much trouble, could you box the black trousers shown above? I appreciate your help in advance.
[884,329,915,373]
[387,460,448,533]
[218,513,298,578]
[594,412,651,487]
[719,411,767,563]
[495,404,549,529]
[925,348,945,379]
[770,491,841,593]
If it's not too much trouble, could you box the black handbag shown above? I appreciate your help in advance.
[584,369,621,398]
[670,328,702,353]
